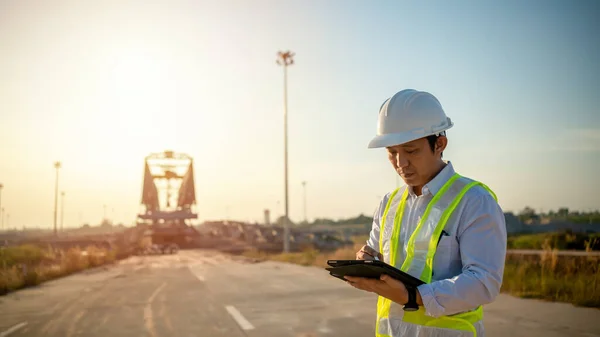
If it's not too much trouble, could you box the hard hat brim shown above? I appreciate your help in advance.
[368,132,424,149]
[368,126,452,149]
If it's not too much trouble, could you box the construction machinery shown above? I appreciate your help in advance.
[136,150,200,254]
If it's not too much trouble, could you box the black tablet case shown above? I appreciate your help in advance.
[325,260,425,288]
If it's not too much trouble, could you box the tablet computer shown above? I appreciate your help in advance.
[325,259,425,288]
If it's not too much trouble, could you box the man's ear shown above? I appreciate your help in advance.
[436,136,448,155]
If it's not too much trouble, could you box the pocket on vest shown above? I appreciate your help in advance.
[433,236,460,277]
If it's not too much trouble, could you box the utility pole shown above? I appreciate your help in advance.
[53,161,61,236]
[60,191,65,232]
[0,183,3,230]
[1,208,4,231]
[302,181,307,224]
[277,50,294,253]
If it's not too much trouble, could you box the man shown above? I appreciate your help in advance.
[345,89,507,337]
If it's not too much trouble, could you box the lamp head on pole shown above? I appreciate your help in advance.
[276,50,295,66]
[54,161,61,169]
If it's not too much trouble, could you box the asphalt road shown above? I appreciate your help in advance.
[0,249,598,337]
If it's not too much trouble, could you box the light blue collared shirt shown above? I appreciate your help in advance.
[366,161,507,318]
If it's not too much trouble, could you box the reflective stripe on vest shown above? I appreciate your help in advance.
[375,173,497,337]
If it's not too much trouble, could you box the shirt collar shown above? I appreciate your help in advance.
[407,161,455,197]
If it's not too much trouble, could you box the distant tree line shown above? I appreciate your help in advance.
[279,207,600,227]
[309,214,373,226]
[273,214,374,227]
[518,207,600,225]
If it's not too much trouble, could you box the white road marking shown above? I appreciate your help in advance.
[188,265,205,281]
[0,322,28,337]
[148,282,167,303]
[201,258,218,266]
[225,305,255,331]
[144,282,167,337]
[318,326,333,334]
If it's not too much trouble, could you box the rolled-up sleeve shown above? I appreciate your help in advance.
[417,191,507,317]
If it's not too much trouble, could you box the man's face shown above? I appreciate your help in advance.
[386,136,447,188]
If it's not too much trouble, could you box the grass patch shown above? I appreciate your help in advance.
[508,232,600,251]
[247,234,600,308]
[501,249,599,307]
[242,235,367,268]
[0,244,118,295]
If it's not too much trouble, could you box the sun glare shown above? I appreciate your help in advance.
[111,50,168,101]
[83,48,181,163]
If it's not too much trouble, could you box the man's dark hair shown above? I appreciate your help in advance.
[426,131,446,158]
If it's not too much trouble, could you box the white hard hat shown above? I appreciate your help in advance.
[368,89,453,148]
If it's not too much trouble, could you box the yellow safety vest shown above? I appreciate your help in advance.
[376,173,497,337]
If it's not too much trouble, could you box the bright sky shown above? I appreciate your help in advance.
[1,0,599,228]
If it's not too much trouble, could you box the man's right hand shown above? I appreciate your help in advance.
[356,245,383,261]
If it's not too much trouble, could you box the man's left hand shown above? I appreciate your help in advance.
[344,274,408,305]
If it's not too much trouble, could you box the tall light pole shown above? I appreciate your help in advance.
[277,50,294,253]
[60,191,65,232]
[1,207,4,231]
[53,161,61,236]
[302,181,307,224]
